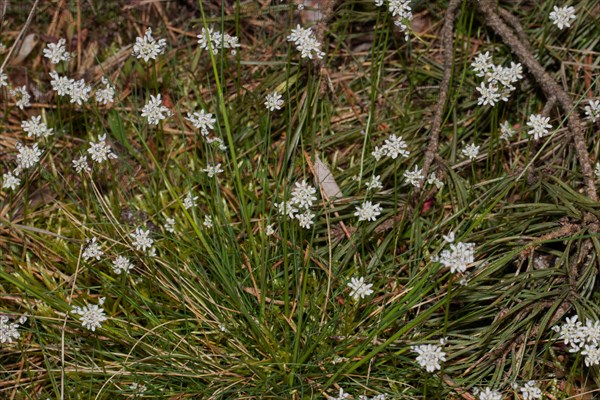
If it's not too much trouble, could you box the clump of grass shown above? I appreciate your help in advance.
[1,0,599,399]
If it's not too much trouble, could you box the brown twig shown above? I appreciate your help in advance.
[478,0,597,202]
[419,0,462,194]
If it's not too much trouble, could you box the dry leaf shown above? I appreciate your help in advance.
[314,155,342,199]
[10,33,38,65]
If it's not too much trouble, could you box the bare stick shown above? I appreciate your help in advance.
[419,0,462,193]
[0,0,40,71]
[478,0,597,201]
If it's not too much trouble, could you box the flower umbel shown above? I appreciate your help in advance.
[43,38,71,64]
[549,6,576,30]
[72,298,107,332]
[526,114,552,140]
[347,276,374,300]
[142,94,171,125]
[354,201,382,222]
[411,344,446,372]
[133,27,167,62]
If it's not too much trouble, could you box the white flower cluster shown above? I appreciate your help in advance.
[197,27,240,55]
[82,237,104,261]
[549,6,576,30]
[184,191,198,210]
[131,227,155,256]
[500,120,516,141]
[518,381,542,400]
[584,99,600,123]
[49,72,92,105]
[403,165,424,188]
[141,94,171,126]
[112,255,134,275]
[43,38,71,64]
[133,27,167,62]
[274,180,317,229]
[432,233,475,274]
[95,77,115,105]
[347,276,374,300]
[552,315,600,367]
[22,115,53,139]
[71,298,107,332]
[0,315,27,345]
[471,52,523,106]
[88,134,117,164]
[10,86,31,109]
[354,201,382,222]
[473,387,502,400]
[331,388,386,400]
[264,91,284,111]
[186,109,216,136]
[526,113,552,141]
[462,143,480,160]
[372,134,410,161]
[411,343,446,372]
[287,25,325,60]
[375,0,413,40]
[2,141,43,191]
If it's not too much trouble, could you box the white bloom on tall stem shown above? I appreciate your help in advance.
[82,237,103,261]
[15,142,42,171]
[72,155,91,173]
[549,6,576,30]
[0,69,8,87]
[95,77,115,105]
[2,172,21,191]
[526,114,552,141]
[68,78,92,105]
[186,109,215,135]
[112,255,134,275]
[22,116,53,138]
[49,72,73,96]
[584,99,600,123]
[347,276,374,300]
[10,86,30,110]
[287,25,325,60]
[264,91,284,111]
[462,143,480,160]
[403,165,424,188]
[410,344,446,372]
[183,191,198,210]
[519,381,542,400]
[71,298,107,332]
[130,227,154,254]
[141,94,171,125]
[43,38,71,64]
[88,134,117,163]
[354,201,382,222]
[132,27,167,62]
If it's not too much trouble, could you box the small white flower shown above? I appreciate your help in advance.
[0,69,8,87]
[16,142,42,171]
[165,217,176,233]
[471,51,493,77]
[112,256,134,275]
[403,165,424,188]
[330,388,351,400]
[462,143,480,160]
[183,191,198,210]
[0,315,24,344]
[581,344,600,367]
[427,172,444,189]
[197,27,240,55]
[132,27,167,62]
[130,227,154,254]
[365,175,383,191]
[347,276,374,300]
[203,215,213,228]
[72,155,91,173]
[595,163,600,179]
[499,120,515,141]
[476,82,500,106]
[43,38,71,64]
[411,344,446,372]
[584,99,600,123]
[476,387,502,400]
[526,114,552,141]
[354,201,382,222]
[82,237,103,261]
[186,109,216,135]
[22,116,53,138]
[289,180,317,210]
[264,91,284,111]
[519,381,542,400]
[265,224,275,236]
[442,232,455,243]
[10,86,31,110]
[296,209,315,229]
[71,300,107,332]
[382,134,410,159]
[203,163,224,178]
[141,94,171,125]
[88,134,117,163]
[549,6,576,30]
[2,172,21,191]
[95,77,115,105]
[287,25,325,60]
[49,72,73,96]
[375,0,384,6]
[435,241,475,273]
[68,78,92,105]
